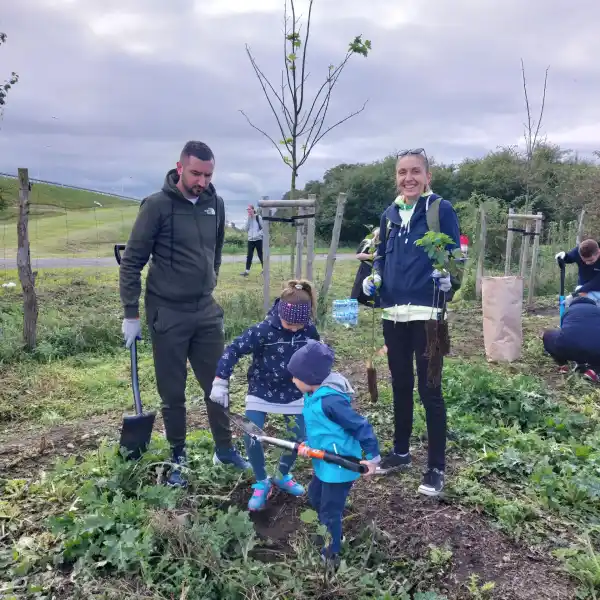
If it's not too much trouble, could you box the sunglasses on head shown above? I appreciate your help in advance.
[396,148,429,168]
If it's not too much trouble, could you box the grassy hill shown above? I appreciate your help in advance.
[0,175,140,257]
[0,176,351,258]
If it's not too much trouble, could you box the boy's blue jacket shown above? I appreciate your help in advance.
[216,299,320,404]
[564,246,600,293]
[374,193,460,309]
[302,372,380,483]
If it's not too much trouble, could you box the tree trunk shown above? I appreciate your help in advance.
[289,170,297,278]
[17,168,39,350]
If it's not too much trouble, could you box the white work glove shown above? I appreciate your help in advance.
[360,454,381,476]
[362,273,381,297]
[555,251,566,264]
[209,377,230,408]
[121,318,141,348]
[432,269,452,293]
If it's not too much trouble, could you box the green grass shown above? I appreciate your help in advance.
[0,175,139,213]
[0,177,354,258]
[2,260,599,598]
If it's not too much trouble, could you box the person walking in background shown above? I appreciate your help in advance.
[209,280,320,511]
[240,204,263,276]
[556,238,600,306]
[119,140,250,489]
[362,148,461,497]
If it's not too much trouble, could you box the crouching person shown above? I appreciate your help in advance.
[543,296,600,383]
[287,340,380,566]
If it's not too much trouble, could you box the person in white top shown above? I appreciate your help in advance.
[241,204,263,276]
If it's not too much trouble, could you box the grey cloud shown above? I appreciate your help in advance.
[1,0,599,227]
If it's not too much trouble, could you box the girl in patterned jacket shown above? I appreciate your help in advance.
[209,280,320,511]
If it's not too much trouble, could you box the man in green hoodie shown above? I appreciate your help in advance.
[119,141,250,487]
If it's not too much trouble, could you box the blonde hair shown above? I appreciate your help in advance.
[280,279,317,319]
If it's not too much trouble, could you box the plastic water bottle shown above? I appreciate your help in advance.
[332,299,359,327]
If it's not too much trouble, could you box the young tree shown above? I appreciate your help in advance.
[520,59,549,209]
[240,0,371,275]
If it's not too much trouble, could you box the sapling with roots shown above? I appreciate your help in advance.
[415,231,464,387]
[363,225,379,403]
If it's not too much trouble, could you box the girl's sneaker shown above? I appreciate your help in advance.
[248,479,273,511]
[558,364,571,375]
[272,473,305,496]
[583,369,599,384]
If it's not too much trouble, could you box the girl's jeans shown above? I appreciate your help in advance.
[244,410,305,481]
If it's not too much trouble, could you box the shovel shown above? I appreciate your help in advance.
[229,412,385,475]
[114,243,156,459]
[119,338,156,459]
[558,257,566,327]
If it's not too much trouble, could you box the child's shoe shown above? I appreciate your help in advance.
[248,478,273,511]
[272,473,305,496]
[558,364,571,375]
[583,368,599,384]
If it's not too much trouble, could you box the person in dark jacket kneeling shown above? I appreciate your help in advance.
[288,340,380,567]
[543,296,600,383]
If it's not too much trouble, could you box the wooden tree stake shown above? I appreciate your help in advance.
[17,168,38,349]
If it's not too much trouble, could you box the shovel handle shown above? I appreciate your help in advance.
[130,339,143,415]
[558,258,565,296]
[297,443,367,474]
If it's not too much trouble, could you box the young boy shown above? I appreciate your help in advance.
[287,339,380,564]
[556,238,600,306]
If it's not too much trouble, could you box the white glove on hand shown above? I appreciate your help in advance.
[209,377,230,408]
[362,273,381,297]
[360,454,381,476]
[432,269,452,293]
[122,318,141,348]
[555,251,566,263]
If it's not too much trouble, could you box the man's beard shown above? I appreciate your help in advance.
[182,177,204,196]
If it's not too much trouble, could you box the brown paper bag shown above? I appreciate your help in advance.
[482,276,523,362]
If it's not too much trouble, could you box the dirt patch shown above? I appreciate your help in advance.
[0,406,213,479]
[348,471,574,600]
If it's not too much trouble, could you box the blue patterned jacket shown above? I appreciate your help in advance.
[215,299,320,404]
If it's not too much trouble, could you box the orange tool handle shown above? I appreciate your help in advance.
[297,442,367,474]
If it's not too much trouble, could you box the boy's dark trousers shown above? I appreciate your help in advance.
[308,476,354,555]
[145,294,232,453]
[382,319,447,471]
[246,240,263,271]
[543,329,600,371]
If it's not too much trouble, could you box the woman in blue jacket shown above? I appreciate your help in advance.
[362,148,461,497]
[543,296,600,383]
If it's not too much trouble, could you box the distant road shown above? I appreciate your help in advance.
[0,253,355,269]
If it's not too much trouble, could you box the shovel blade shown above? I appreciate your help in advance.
[119,411,156,460]
[228,412,266,437]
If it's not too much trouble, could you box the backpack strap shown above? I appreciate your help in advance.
[425,195,441,233]
[256,215,263,231]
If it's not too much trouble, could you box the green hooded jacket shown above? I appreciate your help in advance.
[119,169,225,318]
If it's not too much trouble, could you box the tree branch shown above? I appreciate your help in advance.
[246,44,293,133]
[239,110,291,169]
[297,0,314,114]
[297,52,352,135]
[298,100,368,169]
[531,66,549,151]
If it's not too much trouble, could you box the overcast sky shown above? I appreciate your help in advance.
[1,0,599,225]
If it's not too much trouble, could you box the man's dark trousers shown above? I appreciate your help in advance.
[245,240,263,271]
[382,319,447,471]
[145,294,231,452]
